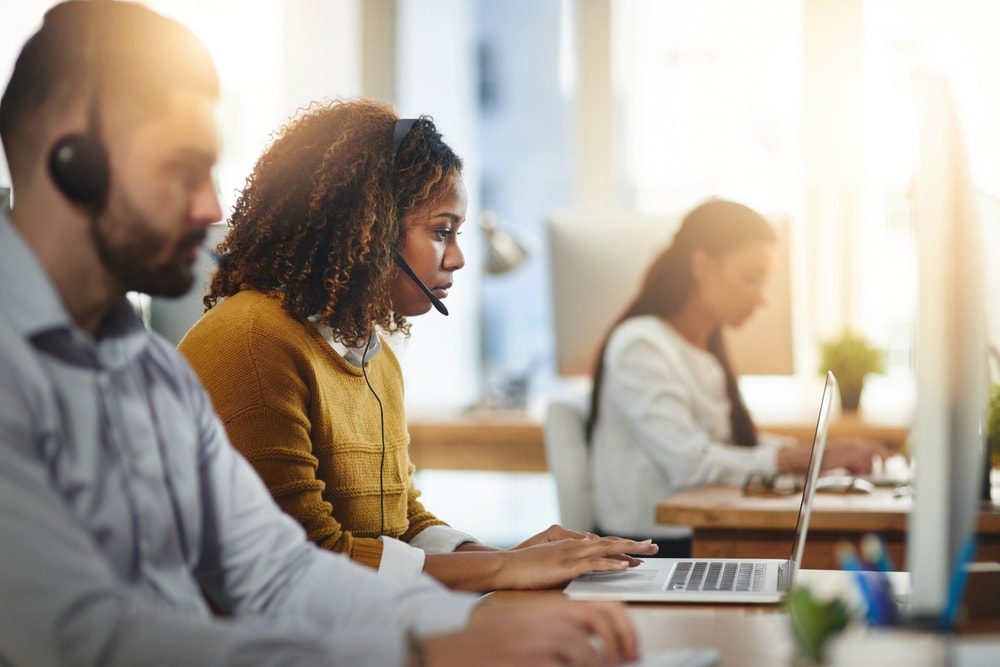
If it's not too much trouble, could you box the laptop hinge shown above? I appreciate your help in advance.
[778,561,796,591]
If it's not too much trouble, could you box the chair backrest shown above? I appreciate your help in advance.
[543,399,595,531]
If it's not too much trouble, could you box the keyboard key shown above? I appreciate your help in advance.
[667,562,693,590]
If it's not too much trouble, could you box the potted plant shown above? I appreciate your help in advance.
[988,384,1000,469]
[818,330,885,413]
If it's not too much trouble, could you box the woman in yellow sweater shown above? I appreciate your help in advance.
[179,100,655,591]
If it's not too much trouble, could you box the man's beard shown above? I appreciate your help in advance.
[90,190,206,298]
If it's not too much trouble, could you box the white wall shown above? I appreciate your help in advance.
[1,1,364,343]
[145,0,363,344]
[0,1,52,190]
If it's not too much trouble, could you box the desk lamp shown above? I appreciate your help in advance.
[479,210,529,408]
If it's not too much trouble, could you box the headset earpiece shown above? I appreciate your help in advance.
[46,0,110,212]
[48,133,109,208]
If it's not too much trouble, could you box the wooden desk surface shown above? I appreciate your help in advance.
[656,486,1000,533]
[407,410,909,472]
[488,589,793,666]
[656,486,1000,569]
[408,410,548,472]
[487,569,998,666]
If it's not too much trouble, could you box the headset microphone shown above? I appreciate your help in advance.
[394,254,448,316]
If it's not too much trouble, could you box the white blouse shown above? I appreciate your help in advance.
[590,316,782,536]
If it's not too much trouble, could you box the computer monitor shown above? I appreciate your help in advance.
[907,71,989,622]
[546,210,794,377]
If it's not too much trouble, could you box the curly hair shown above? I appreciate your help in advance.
[204,99,463,346]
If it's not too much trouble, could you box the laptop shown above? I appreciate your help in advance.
[565,371,837,603]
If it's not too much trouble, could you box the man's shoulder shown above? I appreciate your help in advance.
[142,326,212,397]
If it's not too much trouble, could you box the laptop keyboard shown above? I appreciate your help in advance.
[666,561,766,592]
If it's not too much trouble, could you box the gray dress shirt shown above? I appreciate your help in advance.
[0,214,476,666]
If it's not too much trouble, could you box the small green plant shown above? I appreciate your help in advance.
[786,587,851,664]
[988,384,1000,467]
[818,331,885,412]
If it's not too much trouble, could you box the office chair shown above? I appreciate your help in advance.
[543,399,595,532]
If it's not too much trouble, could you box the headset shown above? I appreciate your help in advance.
[391,118,449,317]
[48,0,110,213]
[364,117,455,538]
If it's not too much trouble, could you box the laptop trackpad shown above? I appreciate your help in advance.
[576,569,659,588]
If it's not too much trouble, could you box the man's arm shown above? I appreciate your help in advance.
[0,340,475,667]
[0,432,639,667]
[0,425,409,667]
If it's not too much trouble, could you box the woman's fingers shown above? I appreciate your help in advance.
[608,553,644,567]
[590,537,657,557]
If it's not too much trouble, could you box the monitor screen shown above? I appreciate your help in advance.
[907,71,989,622]
[546,210,794,377]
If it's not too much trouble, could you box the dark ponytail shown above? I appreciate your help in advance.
[585,199,775,447]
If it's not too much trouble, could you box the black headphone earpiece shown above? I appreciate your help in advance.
[48,133,109,208]
[48,0,110,213]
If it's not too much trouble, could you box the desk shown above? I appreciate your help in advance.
[656,486,1000,569]
[489,569,998,666]
[407,410,909,472]
[408,411,547,472]
[488,590,794,666]
[490,571,900,666]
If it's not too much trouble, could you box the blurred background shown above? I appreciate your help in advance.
[3,0,999,544]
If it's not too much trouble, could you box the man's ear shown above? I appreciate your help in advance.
[690,249,714,285]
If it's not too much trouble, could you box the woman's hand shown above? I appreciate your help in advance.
[514,524,598,549]
[821,438,893,475]
[497,537,657,590]
[777,438,893,475]
[419,598,639,666]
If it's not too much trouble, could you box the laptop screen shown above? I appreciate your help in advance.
[788,371,836,568]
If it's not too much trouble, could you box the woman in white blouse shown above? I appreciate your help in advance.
[587,200,887,556]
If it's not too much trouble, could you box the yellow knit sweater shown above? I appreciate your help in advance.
[178,289,446,570]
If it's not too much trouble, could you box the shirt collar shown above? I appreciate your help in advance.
[0,212,149,369]
[307,316,382,367]
[0,211,75,338]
